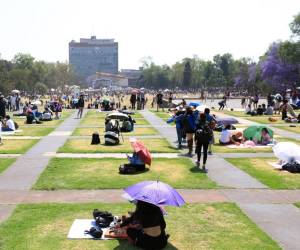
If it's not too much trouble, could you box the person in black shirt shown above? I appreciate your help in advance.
[156,92,164,112]
[77,95,85,119]
[0,95,6,118]
[120,200,168,250]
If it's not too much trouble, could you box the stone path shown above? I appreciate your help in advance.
[44,152,180,158]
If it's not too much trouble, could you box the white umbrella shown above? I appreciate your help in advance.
[31,100,42,105]
[272,142,300,163]
[11,89,20,94]
[196,104,207,112]
[107,112,129,121]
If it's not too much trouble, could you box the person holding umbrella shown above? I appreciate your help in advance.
[119,181,185,249]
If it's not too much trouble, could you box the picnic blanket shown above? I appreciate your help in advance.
[226,144,271,149]
[0,130,23,136]
[67,219,111,240]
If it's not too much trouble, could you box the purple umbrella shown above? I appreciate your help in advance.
[216,117,238,125]
[124,181,185,207]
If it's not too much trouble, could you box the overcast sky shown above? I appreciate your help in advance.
[0,0,299,69]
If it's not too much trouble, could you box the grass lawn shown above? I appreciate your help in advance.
[0,158,16,174]
[0,203,280,250]
[243,116,286,124]
[0,139,38,154]
[85,110,144,119]
[12,126,55,136]
[58,138,178,153]
[33,158,217,190]
[217,110,248,117]
[226,157,300,189]
[80,116,150,126]
[273,125,300,134]
[72,127,158,136]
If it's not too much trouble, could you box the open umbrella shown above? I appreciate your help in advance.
[243,126,273,140]
[215,117,238,125]
[31,100,42,105]
[130,138,151,165]
[11,89,20,94]
[107,112,129,121]
[273,142,300,163]
[188,101,201,107]
[124,180,185,207]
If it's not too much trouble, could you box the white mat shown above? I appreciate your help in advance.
[226,144,271,149]
[67,219,111,240]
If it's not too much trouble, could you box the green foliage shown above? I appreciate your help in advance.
[0,53,79,94]
[290,12,300,37]
[34,82,48,95]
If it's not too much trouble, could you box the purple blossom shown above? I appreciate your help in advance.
[260,43,299,91]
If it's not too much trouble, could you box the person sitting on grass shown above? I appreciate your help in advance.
[256,105,264,115]
[219,125,243,145]
[126,151,146,172]
[245,104,252,115]
[1,115,16,132]
[264,105,274,115]
[120,200,168,250]
[252,128,272,145]
[280,99,297,120]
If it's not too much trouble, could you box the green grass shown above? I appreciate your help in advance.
[11,126,55,137]
[0,139,39,154]
[217,110,249,117]
[273,125,300,134]
[58,138,178,153]
[72,127,158,136]
[0,203,280,250]
[243,116,286,124]
[80,116,150,126]
[33,158,217,190]
[0,158,16,174]
[227,157,300,189]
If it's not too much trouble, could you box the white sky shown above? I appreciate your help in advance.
[0,0,299,69]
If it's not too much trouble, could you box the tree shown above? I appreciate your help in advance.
[34,82,48,95]
[183,61,191,88]
[260,43,299,91]
[290,12,300,37]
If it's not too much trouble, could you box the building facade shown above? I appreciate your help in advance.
[69,36,118,81]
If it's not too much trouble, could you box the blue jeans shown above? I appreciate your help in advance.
[176,127,183,146]
[2,127,14,132]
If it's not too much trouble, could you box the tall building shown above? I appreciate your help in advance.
[69,36,118,81]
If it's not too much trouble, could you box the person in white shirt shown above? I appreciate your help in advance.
[219,125,232,144]
[1,115,16,131]
[219,125,243,145]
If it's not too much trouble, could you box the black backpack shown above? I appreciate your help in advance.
[195,124,212,143]
[282,162,300,173]
[93,209,114,227]
[91,132,100,145]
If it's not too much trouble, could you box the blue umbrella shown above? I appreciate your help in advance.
[188,101,201,107]
[124,181,185,207]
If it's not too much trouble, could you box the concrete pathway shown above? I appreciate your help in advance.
[0,154,21,158]
[0,110,86,190]
[44,152,180,158]
[69,135,164,140]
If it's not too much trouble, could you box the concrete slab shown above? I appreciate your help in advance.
[44,152,180,158]
[206,156,267,189]
[239,203,300,250]
[0,154,21,158]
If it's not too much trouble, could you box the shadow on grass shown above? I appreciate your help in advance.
[114,239,179,250]
[189,166,207,174]
[119,168,150,175]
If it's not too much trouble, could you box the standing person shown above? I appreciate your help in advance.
[140,91,145,109]
[182,107,197,156]
[0,95,6,118]
[253,93,259,109]
[156,92,164,112]
[204,108,216,155]
[195,113,212,172]
[130,93,136,110]
[241,96,246,109]
[77,94,85,119]
[167,108,184,149]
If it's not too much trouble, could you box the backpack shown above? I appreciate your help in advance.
[282,162,300,173]
[104,131,119,145]
[119,164,146,174]
[195,124,212,143]
[182,115,194,133]
[91,132,100,145]
[121,121,132,132]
